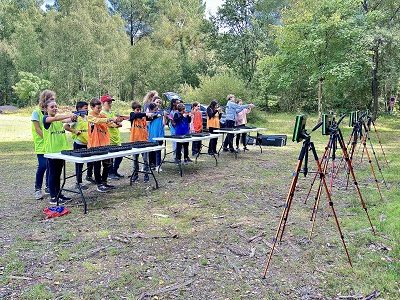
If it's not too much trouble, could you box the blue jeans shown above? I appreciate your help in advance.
[35,154,49,190]
[223,120,236,149]
[111,157,123,174]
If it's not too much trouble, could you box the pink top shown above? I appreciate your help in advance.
[236,108,251,126]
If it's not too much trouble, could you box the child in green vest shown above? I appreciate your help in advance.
[42,97,77,205]
[32,90,53,200]
[100,94,125,179]
[64,101,93,189]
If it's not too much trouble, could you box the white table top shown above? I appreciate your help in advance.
[214,127,266,134]
[44,145,165,163]
[154,134,222,143]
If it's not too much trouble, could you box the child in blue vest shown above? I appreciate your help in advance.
[148,98,167,172]
[173,103,192,164]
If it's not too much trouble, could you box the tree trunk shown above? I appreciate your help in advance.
[372,47,379,120]
[318,78,323,119]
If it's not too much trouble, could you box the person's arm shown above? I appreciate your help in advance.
[63,123,81,135]
[129,112,147,121]
[44,113,76,124]
[33,121,43,138]
[207,107,218,119]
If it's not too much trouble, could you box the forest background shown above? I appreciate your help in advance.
[0,0,399,118]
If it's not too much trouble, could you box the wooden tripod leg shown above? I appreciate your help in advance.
[310,142,353,267]
[365,131,388,189]
[338,132,376,235]
[263,145,306,278]
[304,145,330,204]
[372,121,389,167]
[345,133,358,190]
[309,142,332,240]
[335,130,354,178]
[361,136,384,202]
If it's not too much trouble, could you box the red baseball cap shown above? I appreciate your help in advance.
[100,94,114,103]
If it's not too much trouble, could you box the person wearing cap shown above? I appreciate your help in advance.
[100,94,124,180]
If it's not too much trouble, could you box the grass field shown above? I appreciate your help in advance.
[0,111,399,299]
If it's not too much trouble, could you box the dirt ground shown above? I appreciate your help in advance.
[0,119,398,299]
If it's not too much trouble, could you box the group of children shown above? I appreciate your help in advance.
[32,90,253,204]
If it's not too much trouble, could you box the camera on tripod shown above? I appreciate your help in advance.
[349,111,359,127]
[292,115,307,143]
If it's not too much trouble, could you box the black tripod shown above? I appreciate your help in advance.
[307,117,376,241]
[263,127,352,278]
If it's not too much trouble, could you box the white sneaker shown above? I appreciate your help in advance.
[156,166,162,172]
[35,189,43,200]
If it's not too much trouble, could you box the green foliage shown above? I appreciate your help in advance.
[180,73,253,105]
[12,72,50,106]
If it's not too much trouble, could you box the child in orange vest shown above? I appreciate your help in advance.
[129,101,155,183]
[88,98,120,192]
[190,102,203,156]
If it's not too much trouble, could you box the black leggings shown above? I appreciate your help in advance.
[176,142,189,160]
[208,127,218,154]
[235,124,247,148]
[47,158,64,198]
[93,159,111,185]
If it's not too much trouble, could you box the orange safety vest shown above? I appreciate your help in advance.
[130,118,148,142]
[207,111,220,129]
[88,112,110,148]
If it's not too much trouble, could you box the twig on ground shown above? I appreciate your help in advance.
[227,245,249,256]
[137,279,194,300]
[8,275,33,280]
[248,231,266,243]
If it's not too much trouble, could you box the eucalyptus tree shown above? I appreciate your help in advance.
[108,0,158,45]
[256,0,372,113]
[209,0,283,85]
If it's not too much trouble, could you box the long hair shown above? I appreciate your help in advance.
[39,90,56,110]
[143,90,158,105]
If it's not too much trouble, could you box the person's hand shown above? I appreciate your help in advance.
[249,103,255,108]
[76,130,82,136]
[116,116,124,123]
[146,112,154,118]
[70,114,78,122]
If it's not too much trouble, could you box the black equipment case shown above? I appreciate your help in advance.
[247,134,287,147]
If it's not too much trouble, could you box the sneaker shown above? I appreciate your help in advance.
[229,149,238,154]
[85,176,96,184]
[35,189,43,200]
[103,183,116,189]
[235,147,241,152]
[48,197,68,205]
[243,147,249,151]
[108,173,120,180]
[144,174,150,183]
[223,147,229,152]
[75,183,88,190]
[115,172,125,178]
[44,187,50,195]
[156,166,163,172]
[59,194,72,201]
[174,158,182,165]
[184,157,193,164]
[131,174,139,183]
[96,185,109,193]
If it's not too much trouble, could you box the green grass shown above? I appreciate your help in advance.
[0,111,399,299]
